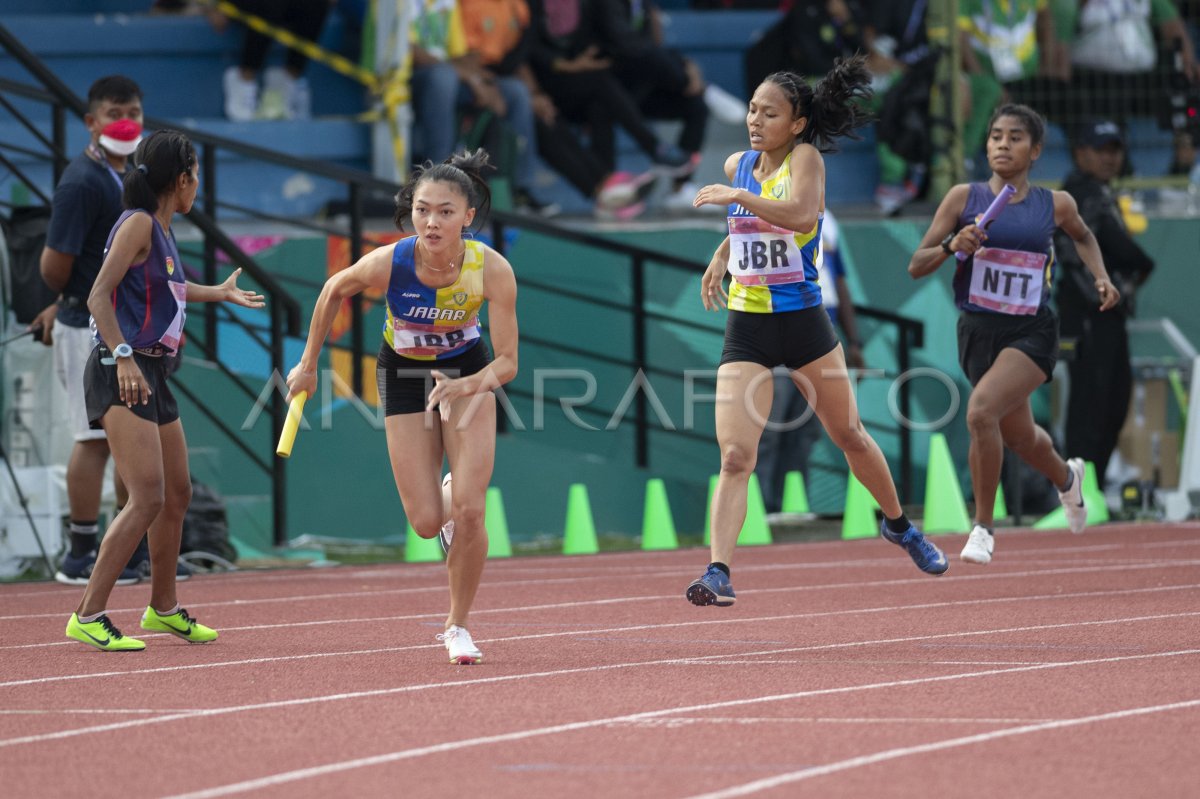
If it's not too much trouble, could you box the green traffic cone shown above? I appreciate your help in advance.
[781,470,811,515]
[841,472,879,539]
[922,432,971,534]
[1032,506,1067,529]
[739,473,772,545]
[486,486,512,558]
[993,482,1008,520]
[1082,461,1110,524]
[642,478,679,550]
[562,483,599,554]
[703,474,717,546]
[404,521,443,563]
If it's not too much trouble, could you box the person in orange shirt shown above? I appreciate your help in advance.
[411,0,552,213]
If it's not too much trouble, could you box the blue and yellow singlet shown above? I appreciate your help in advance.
[383,236,484,361]
[726,150,824,314]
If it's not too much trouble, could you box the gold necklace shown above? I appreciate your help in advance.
[420,241,465,273]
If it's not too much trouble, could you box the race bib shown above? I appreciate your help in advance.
[727,216,807,286]
[968,247,1047,315]
[391,317,479,358]
[159,280,187,353]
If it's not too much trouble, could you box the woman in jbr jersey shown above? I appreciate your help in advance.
[687,56,948,608]
[286,149,518,664]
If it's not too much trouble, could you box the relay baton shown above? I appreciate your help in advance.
[276,391,307,458]
[956,183,1017,261]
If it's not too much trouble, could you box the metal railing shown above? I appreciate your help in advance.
[0,24,305,542]
[1,17,928,517]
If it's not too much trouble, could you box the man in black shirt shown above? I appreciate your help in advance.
[31,76,145,585]
[1054,120,1155,487]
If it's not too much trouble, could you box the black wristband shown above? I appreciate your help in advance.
[940,232,955,256]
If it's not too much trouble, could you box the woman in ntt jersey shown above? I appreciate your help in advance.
[908,104,1119,566]
[66,130,264,652]
[287,150,518,665]
[685,57,948,609]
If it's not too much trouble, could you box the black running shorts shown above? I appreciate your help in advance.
[84,345,180,428]
[719,306,840,369]
[957,305,1058,386]
[376,340,492,416]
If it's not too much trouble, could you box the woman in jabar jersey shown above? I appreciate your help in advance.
[687,57,948,608]
[286,150,518,665]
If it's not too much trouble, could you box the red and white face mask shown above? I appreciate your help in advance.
[99,118,143,156]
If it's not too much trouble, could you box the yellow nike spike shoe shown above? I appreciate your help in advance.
[140,606,218,643]
[65,613,146,651]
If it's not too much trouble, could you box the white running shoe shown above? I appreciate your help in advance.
[223,66,258,122]
[1058,457,1087,534]
[960,524,994,565]
[437,625,482,665]
[437,520,455,555]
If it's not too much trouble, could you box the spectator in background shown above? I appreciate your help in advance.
[744,0,865,99]
[31,76,144,587]
[957,0,1062,167]
[422,0,552,214]
[215,0,334,120]
[1066,0,1199,123]
[527,0,692,206]
[864,0,931,214]
[590,0,713,210]
[459,0,652,216]
[755,209,864,514]
[1055,120,1154,487]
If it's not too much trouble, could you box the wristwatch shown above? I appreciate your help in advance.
[112,342,133,359]
[940,232,956,256]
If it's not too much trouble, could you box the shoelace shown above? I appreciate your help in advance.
[175,608,196,630]
[902,529,940,560]
[97,614,125,640]
[435,629,457,643]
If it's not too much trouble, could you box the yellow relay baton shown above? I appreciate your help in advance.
[276,391,307,458]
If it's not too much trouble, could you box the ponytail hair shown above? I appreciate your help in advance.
[123,129,196,213]
[394,148,494,231]
[762,54,873,153]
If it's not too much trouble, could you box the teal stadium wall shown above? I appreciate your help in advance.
[170,217,1200,549]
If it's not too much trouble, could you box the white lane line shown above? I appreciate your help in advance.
[157,652,1200,799]
[0,708,203,716]
[2,613,1197,751]
[5,557,1199,624]
[614,715,1060,726]
[2,580,1196,680]
[689,660,1052,667]
[683,699,1200,798]
[4,527,1198,601]
[6,579,1197,652]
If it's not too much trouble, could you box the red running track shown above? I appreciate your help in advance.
[2,522,1198,798]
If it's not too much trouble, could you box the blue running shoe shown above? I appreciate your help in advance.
[686,565,736,606]
[55,551,139,586]
[880,521,948,575]
[127,539,192,581]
